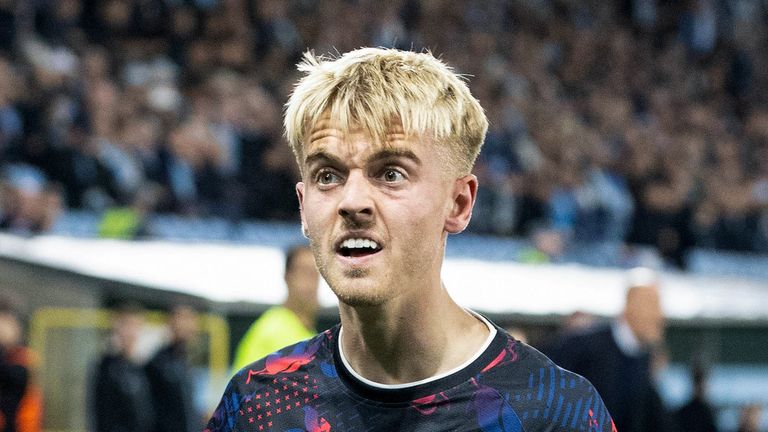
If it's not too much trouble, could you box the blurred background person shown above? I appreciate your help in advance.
[737,404,763,432]
[542,267,672,432]
[231,244,319,372]
[91,303,153,432]
[0,165,63,236]
[145,305,201,432]
[0,299,41,432]
[676,363,719,432]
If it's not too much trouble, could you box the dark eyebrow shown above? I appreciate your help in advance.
[365,148,421,166]
[304,150,344,168]
[304,148,421,168]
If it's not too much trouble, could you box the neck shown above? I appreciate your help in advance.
[338,282,489,385]
[283,298,314,330]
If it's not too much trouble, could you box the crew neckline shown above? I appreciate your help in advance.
[333,310,505,404]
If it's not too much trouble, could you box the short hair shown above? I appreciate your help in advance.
[113,301,145,317]
[284,47,489,176]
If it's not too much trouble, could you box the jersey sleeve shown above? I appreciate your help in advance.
[204,374,246,432]
[500,342,617,432]
[539,370,617,432]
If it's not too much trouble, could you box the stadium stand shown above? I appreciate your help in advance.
[0,0,767,270]
[1,1,768,430]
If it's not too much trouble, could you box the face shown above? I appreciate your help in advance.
[285,248,320,314]
[625,285,665,346]
[296,119,476,307]
[169,306,198,343]
[113,312,144,354]
[0,312,21,349]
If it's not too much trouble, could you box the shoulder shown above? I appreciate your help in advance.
[207,329,337,432]
[96,353,120,371]
[256,306,290,320]
[146,344,175,371]
[539,324,613,359]
[244,307,304,335]
[4,346,37,367]
[230,328,336,395]
[495,336,599,390]
[516,338,606,399]
[148,344,174,361]
[555,324,613,346]
[485,334,615,431]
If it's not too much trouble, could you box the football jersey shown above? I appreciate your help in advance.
[205,319,616,432]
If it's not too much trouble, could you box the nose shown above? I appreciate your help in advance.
[338,170,374,223]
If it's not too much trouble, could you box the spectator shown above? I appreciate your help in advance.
[0,164,63,235]
[145,306,202,432]
[676,364,719,432]
[541,267,673,432]
[231,244,319,373]
[91,303,154,432]
[737,404,763,432]
[163,118,226,216]
[0,0,767,261]
[0,298,42,432]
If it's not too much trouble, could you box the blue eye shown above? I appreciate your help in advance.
[382,169,405,182]
[316,170,342,185]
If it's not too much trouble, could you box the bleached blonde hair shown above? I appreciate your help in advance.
[284,47,489,176]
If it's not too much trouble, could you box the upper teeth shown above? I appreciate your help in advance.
[342,238,379,249]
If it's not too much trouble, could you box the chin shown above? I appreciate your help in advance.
[335,292,389,308]
[329,276,391,308]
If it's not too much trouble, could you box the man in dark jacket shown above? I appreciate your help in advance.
[92,304,154,432]
[542,267,674,432]
[145,306,200,432]
[676,365,718,432]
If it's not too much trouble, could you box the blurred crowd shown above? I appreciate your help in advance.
[1,0,768,266]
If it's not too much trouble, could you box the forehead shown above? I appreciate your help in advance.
[304,118,426,158]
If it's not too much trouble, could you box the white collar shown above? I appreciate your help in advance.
[611,317,643,357]
[337,310,497,390]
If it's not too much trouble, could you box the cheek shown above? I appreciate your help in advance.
[395,199,447,246]
[303,195,332,227]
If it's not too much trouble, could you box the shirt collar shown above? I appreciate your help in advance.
[611,317,644,357]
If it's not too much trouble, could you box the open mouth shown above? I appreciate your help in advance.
[337,238,382,258]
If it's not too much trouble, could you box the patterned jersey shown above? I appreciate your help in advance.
[205,322,616,432]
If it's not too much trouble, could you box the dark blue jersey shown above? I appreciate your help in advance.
[205,321,616,432]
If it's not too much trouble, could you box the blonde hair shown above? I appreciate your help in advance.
[284,47,488,176]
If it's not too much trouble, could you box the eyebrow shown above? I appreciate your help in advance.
[366,148,421,165]
[304,150,344,168]
[304,148,422,168]
[365,148,421,166]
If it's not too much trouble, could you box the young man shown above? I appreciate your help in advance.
[206,48,615,431]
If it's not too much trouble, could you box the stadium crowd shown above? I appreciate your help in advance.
[1,0,768,267]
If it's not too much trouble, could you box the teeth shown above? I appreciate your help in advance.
[341,238,379,249]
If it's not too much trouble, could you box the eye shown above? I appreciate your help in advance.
[381,168,405,183]
[316,169,342,185]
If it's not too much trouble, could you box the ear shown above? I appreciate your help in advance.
[444,174,478,234]
[296,182,309,238]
